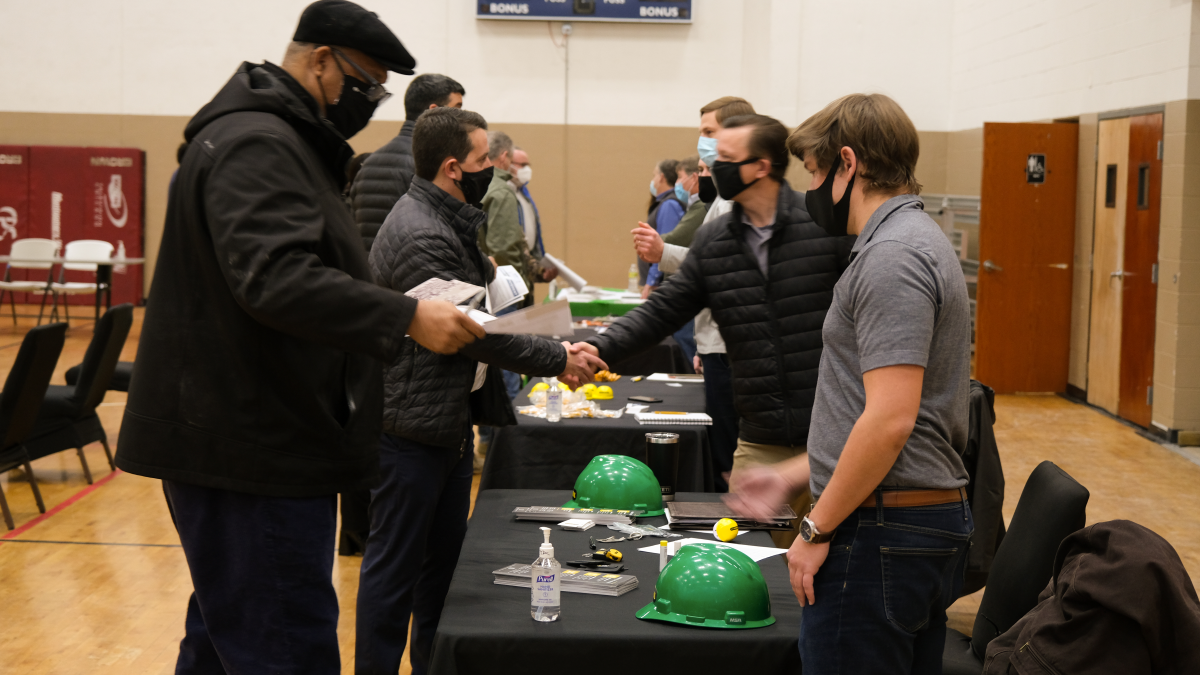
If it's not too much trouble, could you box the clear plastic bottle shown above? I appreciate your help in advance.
[531,527,561,622]
[627,263,639,294]
[545,377,562,423]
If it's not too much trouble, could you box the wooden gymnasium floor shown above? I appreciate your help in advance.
[1,306,1198,674]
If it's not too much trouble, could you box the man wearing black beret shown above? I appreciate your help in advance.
[117,2,485,672]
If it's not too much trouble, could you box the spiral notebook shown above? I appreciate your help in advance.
[634,412,712,425]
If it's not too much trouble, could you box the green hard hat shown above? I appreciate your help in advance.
[636,542,775,629]
[562,454,664,517]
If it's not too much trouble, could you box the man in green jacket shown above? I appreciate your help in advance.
[661,156,709,249]
[479,130,554,298]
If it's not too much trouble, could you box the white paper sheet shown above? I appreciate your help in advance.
[541,253,588,291]
[486,265,529,314]
[637,538,784,563]
[483,299,574,337]
[646,373,704,384]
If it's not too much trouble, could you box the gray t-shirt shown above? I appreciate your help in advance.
[740,213,776,276]
[808,195,970,497]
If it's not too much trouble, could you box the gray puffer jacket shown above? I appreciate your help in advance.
[351,119,415,252]
[370,176,567,449]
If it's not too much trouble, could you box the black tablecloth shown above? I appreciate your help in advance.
[571,326,690,376]
[430,490,803,675]
[480,377,713,492]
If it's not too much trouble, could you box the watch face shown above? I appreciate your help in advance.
[799,517,813,543]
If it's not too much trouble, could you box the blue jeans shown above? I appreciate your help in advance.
[699,352,737,492]
[355,432,475,675]
[673,319,697,368]
[799,498,974,675]
[163,480,340,675]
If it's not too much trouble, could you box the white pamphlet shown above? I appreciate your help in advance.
[481,299,574,337]
[486,265,530,314]
[636,538,785,563]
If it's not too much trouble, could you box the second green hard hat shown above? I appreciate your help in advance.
[563,454,664,517]
[635,542,775,629]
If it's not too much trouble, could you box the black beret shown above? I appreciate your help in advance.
[294,0,416,75]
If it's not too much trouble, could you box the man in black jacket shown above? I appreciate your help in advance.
[571,114,854,546]
[116,3,484,673]
[350,73,465,251]
[355,106,605,675]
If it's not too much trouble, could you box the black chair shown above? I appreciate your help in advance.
[23,304,133,485]
[65,360,133,393]
[943,460,1090,674]
[0,323,68,529]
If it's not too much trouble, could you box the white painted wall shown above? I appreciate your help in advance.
[2,0,1198,130]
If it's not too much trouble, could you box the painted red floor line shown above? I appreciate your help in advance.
[1,469,123,540]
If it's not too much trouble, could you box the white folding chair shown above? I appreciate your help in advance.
[42,240,114,327]
[0,239,60,326]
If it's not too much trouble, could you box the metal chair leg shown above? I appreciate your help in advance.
[36,290,49,327]
[23,460,45,513]
[100,437,115,471]
[62,296,71,328]
[75,447,93,485]
[0,485,14,530]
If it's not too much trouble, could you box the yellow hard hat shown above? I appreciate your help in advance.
[592,385,613,400]
[531,382,550,394]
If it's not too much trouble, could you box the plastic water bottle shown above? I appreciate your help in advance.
[531,527,561,622]
[545,377,562,423]
[627,263,639,294]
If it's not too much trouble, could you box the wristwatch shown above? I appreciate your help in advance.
[799,515,833,544]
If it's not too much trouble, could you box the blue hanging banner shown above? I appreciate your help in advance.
[477,0,692,24]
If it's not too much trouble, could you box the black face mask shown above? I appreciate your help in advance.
[456,166,494,208]
[324,74,378,139]
[805,158,855,237]
[712,158,760,200]
[697,175,717,204]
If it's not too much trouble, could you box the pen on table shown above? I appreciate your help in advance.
[653,411,688,415]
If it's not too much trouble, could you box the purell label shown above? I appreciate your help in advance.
[536,574,555,583]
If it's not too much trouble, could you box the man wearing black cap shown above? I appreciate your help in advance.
[116,2,484,672]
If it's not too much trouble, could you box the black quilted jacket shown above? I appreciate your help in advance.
[350,119,415,251]
[589,183,854,446]
[370,177,568,449]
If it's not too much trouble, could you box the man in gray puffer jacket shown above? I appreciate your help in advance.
[355,106,605,675]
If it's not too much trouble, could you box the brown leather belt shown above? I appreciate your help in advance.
[859,487,967,509]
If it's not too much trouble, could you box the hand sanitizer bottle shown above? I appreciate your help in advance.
[544,377,562,423]
[627,263,639,294]
[531,527,561,622]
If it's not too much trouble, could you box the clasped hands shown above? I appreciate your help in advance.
[557,342,608,389]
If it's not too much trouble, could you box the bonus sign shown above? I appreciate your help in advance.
[477,0,692,23]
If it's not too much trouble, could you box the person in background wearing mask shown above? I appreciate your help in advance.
[356,107,607,675]
[631,96,753,491]
[340,72,466,556]
[645,155,706,367]
[571,114,854,549]
[639,159,686,294]
[350,72,464,251]
[726,93,973,674]
[116,2,486,672]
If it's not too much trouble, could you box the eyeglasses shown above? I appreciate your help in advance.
[329,46,392,105]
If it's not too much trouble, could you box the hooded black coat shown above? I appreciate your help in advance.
[588,183,855,447]
[117,62,416,497]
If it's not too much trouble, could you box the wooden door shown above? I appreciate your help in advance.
[1088,118,1130,414]
[976,123,1078,394]
[1118,114,1162,427]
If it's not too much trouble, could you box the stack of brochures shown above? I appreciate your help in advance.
[665,502,797,531]
[493,564,639,597]
[513,506,641,524]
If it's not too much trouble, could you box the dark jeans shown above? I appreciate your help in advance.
[163,480,340,675]
[799,498,974,675]
[355,432,474,675]
[700,352,737,492]
[674,319,697,369]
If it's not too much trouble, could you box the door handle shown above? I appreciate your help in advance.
[1110,270,1126,279]
[983,260,1002,272]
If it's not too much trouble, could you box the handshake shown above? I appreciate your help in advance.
[558,342,608,389]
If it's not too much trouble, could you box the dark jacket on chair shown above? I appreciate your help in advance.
[117,62,416,497]
[588,182,855,447]
[960,379,1006,596]
[984,520,1200,674]
[349,119,416,252]
[370,176,566,450]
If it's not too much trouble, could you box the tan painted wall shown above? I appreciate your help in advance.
[1154,100,1200,431]
[1069,113,1099,390]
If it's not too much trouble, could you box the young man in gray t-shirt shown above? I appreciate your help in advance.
[726,94,973,673]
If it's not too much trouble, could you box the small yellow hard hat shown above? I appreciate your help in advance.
[713,518,739,542]
[592,385,613,400]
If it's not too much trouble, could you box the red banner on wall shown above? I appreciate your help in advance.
[27,146,144,306]
[0,146,33,302]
